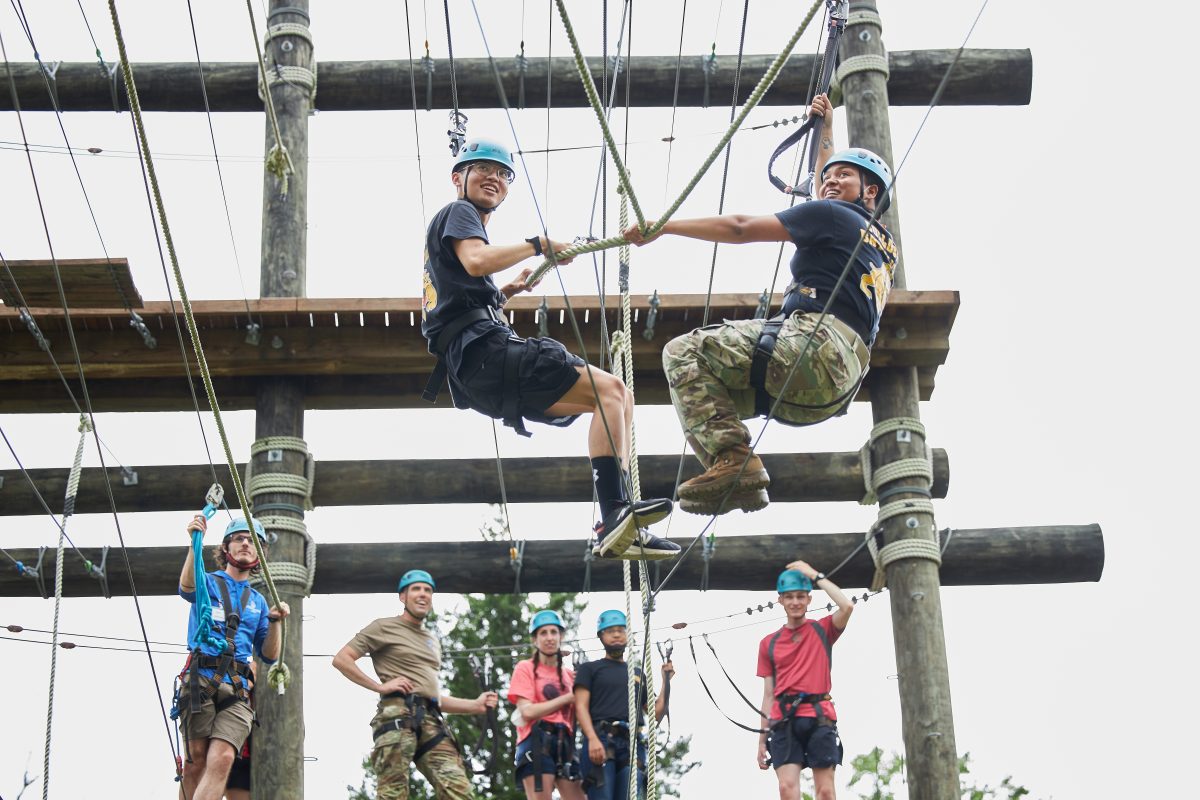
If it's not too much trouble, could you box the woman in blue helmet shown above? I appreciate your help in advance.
[507,609,586,800]
[176,515,289,800]
[622,96,898,517]
[419,138,679,562]
[573,610,673,800]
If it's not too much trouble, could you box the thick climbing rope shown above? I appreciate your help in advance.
[244,0,296,195]
[527,0,824,286]
[42,415,90,800]
[106,0,291,693]
[608,185,663,800]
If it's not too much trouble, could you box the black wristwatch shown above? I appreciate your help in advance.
[813,572,826,583]
[526,236,543,256]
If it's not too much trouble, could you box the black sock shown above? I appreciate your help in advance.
[592,456,625,517]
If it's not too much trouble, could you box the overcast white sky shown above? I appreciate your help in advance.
[2,1,1196,798]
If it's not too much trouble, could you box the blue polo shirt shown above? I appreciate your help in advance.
[180,569,274,683]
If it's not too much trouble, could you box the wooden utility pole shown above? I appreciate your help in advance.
[841,3,961,798]
[251,2,312,797]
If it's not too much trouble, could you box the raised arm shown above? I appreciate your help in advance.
[178,515,205,593]
[453,236,576,278]
[788,559,854,630]
[811,93,836,182]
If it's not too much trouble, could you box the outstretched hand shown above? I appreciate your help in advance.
[501,267,535,299]
[186,514,207,538]
[622,221,662,247]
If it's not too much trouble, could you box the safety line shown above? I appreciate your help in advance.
[403,0,429,230]
[107,0,291,693]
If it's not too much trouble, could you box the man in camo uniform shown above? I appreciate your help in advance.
[333,569,498,799]
[624,96,897,516]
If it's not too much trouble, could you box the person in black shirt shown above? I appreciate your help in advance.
[421,138,678,561]
[573,610,673,800]
[622,97,897,516]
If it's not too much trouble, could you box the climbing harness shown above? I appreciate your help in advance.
[766,0,848,198]
[420,305,532,437]
[372,693,463,764]
[466,655,501,775]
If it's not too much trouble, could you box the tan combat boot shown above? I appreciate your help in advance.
[677,444,770,500]
[679,487,770,516]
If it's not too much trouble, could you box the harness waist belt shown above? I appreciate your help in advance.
[422,306,505,403]
[381,691,440,710]
[191,655,254,681]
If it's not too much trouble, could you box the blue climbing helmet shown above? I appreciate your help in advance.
[596,609,627,634]
[451,138,517,183]
[223,517,267,543]
[529,609,566,636]
[821,148,893,214]
[776,570,814,594]
[398,569,436,592]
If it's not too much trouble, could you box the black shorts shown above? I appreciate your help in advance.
[226,753,251,790]
[452,330,585,427]
[767,716,843,770]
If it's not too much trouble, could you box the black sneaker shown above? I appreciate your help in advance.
[593,503,639,557]
[594,530,680,561]
[630,497,673,528]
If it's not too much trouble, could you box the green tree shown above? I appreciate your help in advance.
[846,747,1033,800]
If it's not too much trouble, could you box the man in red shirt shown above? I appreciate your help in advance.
[756,560,854,800]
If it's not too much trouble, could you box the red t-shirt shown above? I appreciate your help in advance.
[507,658,576,743]
[756,617,842,721]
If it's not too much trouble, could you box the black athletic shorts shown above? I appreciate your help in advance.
[226,753,251,790]
[451,329,585,428]
[767,716,843,769]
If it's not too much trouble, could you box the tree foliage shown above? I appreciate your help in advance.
[846,747,1033,800]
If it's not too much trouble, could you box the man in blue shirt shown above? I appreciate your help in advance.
[623,97,897,517]
[178,515,289,800]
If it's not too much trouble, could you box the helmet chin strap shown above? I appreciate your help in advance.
[604,643,627,656]
[224,544,259,570]
[458,165,503,214]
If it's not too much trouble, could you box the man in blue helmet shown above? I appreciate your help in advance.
[332,569,499,799]
[177,515,289,800]
[420,138,679,562]
[757,561,854,800]
[574,610,674,800]
[623,97,898,516]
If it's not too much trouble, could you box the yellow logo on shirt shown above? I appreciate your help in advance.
[421,264,437,320]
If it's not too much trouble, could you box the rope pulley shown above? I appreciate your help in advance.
[447,110,469,157]
[766,0,848,198]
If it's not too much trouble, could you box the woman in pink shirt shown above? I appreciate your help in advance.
[508,609,586,800]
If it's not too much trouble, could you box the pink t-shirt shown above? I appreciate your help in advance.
[507,658,576,743]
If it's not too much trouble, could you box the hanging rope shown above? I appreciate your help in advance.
[41,415,90,800]
[106,0,291,694]
[244,0,297,195]
[527,0,824,287]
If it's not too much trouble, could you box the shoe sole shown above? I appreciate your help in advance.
[597,513,639,557]
[680,489,770,516]
[595,540,680,561]
[678,467,771,500]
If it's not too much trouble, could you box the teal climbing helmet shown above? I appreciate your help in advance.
[223,517,267,543]
[452,138,517,183]
[822,148,893,213]
[398,569,436,592]
[776,570,814,594]
[596,609,627,634]
[529,609,566,636]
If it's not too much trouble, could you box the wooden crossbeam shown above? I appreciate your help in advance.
[0,291,957,412]
[0,449,950,516]
[0,258,143,309]
[0,51,1031,113]
[0,525,1102,598]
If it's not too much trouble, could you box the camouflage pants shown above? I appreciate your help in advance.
[370,704,474,800]
[662,313,866,466]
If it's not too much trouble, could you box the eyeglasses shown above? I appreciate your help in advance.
[228,534,256,545]
[466,161,515,184]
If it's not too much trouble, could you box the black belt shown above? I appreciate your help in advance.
[776,692,834,727]
[422,306,531,437]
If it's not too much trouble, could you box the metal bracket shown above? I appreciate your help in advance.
[106,60,123,112]
[122,467,139,487]
[642,290,661,341]
[129,311,158,349]
[21,547,50,599]
[202,483,225,518]
[18,308,51,351]
[86,545,111,599]
[421,53,435,111]
[447,110,469,156]
[41,60,62,110]
[896,429,912,443]
[267,449,284,463]
[509,540,525,595]
[245,322,262,346]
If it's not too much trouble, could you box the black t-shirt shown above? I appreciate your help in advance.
[574,657,647,725]
[420,199,509,356]
[775,199,898,346]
